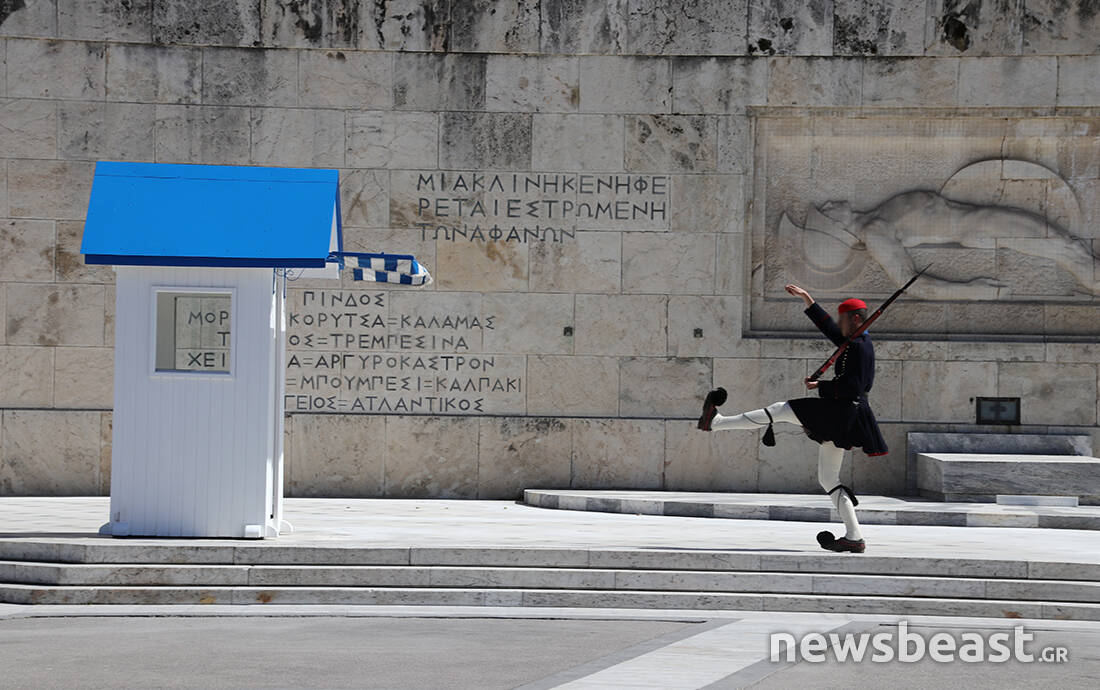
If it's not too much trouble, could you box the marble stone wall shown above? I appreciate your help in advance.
[2,1,1099,499]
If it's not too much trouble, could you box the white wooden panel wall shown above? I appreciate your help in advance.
[107,266,282,538]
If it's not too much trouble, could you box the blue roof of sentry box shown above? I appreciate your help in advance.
[81,161,342,268]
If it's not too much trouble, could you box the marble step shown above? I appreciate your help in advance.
[1,584,1097,620]
[916,453,1100,504]
[3,562,1099,604]
[1,542,1097,581]
[522,489,1100,529]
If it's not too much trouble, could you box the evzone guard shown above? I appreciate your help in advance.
[697,274,924,553]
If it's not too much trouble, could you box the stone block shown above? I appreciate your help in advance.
[663,419,758,491]
[58,102,155,161]
[382,289,481,345]
[383,416,479,498]
[768,57,862,106]
[918,452,1100,503]
[0,345,53,406]
[482,293,573,355]
[287,414,385,497]
[671,174,743,233]
[852,423,907,495]
[526,355,619,416]
[260,0,359,48]
[99,411,111,495]
[570,419,664,489]
[870,359,901,421]
[103,285,114,347]
[619,357,710,417]
[7,159,94,220]
[625,115,716,172]
[1022,0,1100,54]
[1044,303,1100,336]
[579,56,670,113]
[757,425,837,492]
[341,170,388,228]
[53,346,112,408]
[486,56,579,113]
[0,99,56,158]
[958,57,1057,107]
[998,362,1097,426]
[434,239,529,292]
[6,39,104,99]
[105,44,201,104]
[946,341,1045,363]
[540,0,628,54]
[668,296,755,358]
[861,58,959,106]
[626,0,748,55]
[393,53,486,110]
[477,417,572,499]
[529,231,621,293]
[718,116,751,177]
[532,114,622,171]
[1,410,102,495]
[0,284,5,345]
[0,219,54,282]
[346,111,437,169]
[0,0,56,37]
[53,221,109,282]
[451,0,540,53]
[748,0,833,55]
[154,105,252,165]
[5,283,104,347]
[672,58,767,114]
[356,0,449,51]
[152,0,261,46]
[250,108,345,167]
[945,302,1045,336]
[0,158,6,219]
[713,357,808,412]
[59,0,152,42]
[201,48,298,106]
[901,361,996,423]
[622,232,714,294]
[298,50,392,107]
[923,0,1023,55]
[715,232,747,295]
[832,0,924,56]
[1046,343,1100,364]
[1058,56,1100,107]
[440,113,532,171]
[575,294,667,356]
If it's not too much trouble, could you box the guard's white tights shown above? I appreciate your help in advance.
[712,402,863,541]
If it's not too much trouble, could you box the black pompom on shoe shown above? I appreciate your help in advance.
[816,530,835,549]
[696,387,727,431]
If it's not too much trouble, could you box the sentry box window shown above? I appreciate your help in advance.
[975,397,1021,425]
[154,291,233,373]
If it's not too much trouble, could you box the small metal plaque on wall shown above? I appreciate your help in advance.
[975,397,1021,425]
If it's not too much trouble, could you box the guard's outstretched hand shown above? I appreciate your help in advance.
[785,284,814,307]
[804,378,819,390]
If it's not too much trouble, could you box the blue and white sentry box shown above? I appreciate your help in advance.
[82,162,343,538]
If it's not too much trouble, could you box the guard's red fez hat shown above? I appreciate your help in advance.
[838,298,867,314]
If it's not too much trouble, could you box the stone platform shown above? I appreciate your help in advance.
[521,489,1100,530]
[917,453,1100,504]
[2,497,1099,621]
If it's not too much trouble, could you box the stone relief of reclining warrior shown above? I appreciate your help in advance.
[778,161,1098,301]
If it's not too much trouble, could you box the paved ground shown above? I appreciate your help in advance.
[2,497,1100,564]
[0,610,1097,689]
[4,497,1100,687]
